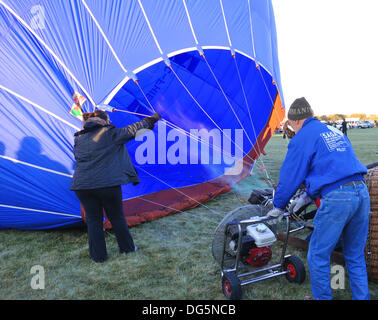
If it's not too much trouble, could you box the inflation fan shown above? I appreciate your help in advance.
[212,203,306,300]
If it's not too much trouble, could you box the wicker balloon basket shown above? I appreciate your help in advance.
[365,166,378,283]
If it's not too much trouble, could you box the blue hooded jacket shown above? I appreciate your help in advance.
[273,117,367,210]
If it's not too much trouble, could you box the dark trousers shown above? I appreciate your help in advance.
[75,186,135,262]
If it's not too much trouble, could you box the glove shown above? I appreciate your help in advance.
[289,192,313,215]
[143,113,161,129]
[266,207,284,225]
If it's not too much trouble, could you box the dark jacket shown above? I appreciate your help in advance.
[70,118,152,190]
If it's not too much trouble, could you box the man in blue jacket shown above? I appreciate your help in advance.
[267,97,370,300]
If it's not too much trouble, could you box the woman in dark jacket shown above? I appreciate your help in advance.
[70,109,161,262]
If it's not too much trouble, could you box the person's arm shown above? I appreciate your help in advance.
[273,138,312,210]
[112,113,161,144]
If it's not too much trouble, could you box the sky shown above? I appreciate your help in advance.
[271,0,378,116]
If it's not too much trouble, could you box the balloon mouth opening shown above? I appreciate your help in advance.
[104,48,279,188]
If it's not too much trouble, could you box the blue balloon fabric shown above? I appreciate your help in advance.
[0,0,284,230]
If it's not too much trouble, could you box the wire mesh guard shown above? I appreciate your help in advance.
[211,204,273,268]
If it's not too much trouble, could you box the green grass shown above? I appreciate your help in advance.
[0,128,377,300]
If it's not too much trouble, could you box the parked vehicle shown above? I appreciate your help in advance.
[357,121,370,128]
[366,120,375,128]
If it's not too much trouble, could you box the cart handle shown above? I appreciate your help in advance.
[227,212,290,226]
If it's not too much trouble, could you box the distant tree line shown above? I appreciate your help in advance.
[317,114,378,121]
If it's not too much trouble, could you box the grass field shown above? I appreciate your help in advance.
[1,127,377,300]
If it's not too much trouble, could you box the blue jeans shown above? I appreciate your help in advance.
[307,182,370,300]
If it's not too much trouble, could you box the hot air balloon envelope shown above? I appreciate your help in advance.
[0,0,285,230]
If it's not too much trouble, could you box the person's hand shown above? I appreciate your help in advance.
[266,207,284,225]
[149,113,161,122]
[143,113,161,129]
[289,192,312,215]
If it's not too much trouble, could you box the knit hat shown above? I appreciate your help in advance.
[287,97,313,120]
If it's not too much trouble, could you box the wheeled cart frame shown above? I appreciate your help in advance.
[220,212,306,300]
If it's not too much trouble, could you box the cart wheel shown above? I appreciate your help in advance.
[222,272,242,300]
[284,255,306,284]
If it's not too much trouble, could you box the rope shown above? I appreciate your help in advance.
[245,1,288,186]
[232,55,274,186]
[131,80,241,162]
[138,196,224,225]
[114,106,255,167]
[201,54,254,147]
[110,58,280,220]
[131,70,272,173]
[135,80,157,113]
[229,190,250,205]
[134,164,227,218]
[168,64,255,165]
[104,195,224,239]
